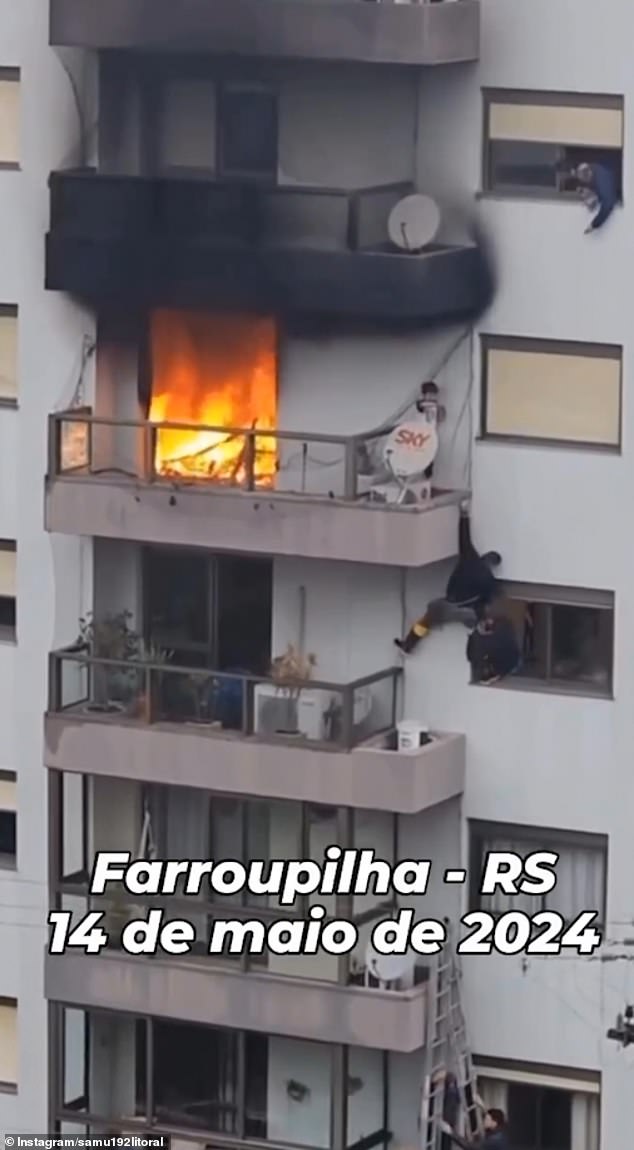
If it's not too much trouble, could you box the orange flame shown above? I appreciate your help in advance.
[148,310,277,486]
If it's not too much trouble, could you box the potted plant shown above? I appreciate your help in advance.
[269,644,317,736]
[134,640,173,722]
[73,610,141,713]
[103,885,145,947]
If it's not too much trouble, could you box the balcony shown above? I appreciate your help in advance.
[46,171,492,324]
[46,412,465,567]
[44,651,466,813]
[45,948,428,1050]
[49,0,480,67]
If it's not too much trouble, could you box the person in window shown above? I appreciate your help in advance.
[394,505,502,654]
[573,162,617,233]
[466,607,521,685]
[439,1107,510,1148]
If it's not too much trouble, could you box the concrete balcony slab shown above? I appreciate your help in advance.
[49,0,480,67]
[44,711,466,814]
[45,950,428,1051]
[45,474,462,567]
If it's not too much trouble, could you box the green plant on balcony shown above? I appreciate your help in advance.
[269,644,317,735]
[75,610,142,713]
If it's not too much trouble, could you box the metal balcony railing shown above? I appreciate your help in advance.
[48,650,401,751]
[47,410,460,504]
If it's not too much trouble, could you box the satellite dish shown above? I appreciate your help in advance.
[383,420,438,479]
[366,940,415,985]
[388,194,440,252]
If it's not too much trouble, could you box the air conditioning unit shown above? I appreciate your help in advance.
[254,683,336,741]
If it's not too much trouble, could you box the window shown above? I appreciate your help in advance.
[0,541,16,641]
[0,997,17,1093]
[57,1007,389,1150]
[0,771,16,868]
[503,584,613,696]
[0,306,17,405]
[481,337,621,448]
[218,85,278,179]
[475,1060,600,1150]
[0,69,19,168]
[469,821,607,924]
[483,90,623,197]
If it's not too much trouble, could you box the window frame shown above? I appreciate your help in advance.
[53,1005,391,1150]
[0,67,20,171]
[0,995,18,1094]
[482,88,625,199]
[480,335,623,451]
[0,304,18,408]
[468,819,608,927]
[0,769,16,870]
[498,583,614,699]
[0,538,16,643]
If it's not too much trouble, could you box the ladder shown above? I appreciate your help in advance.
[420,920,483,1150]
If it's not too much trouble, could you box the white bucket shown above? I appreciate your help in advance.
[397,720,429,751]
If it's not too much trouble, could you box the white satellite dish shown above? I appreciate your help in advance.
[383,420,438,479]
[366,940,416,986]
[388,194,440,252]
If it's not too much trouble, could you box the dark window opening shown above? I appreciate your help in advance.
[153,1021,267,1135]
[0,595,15,637]
[0,810,16,861]
[507,1083,572,1150]
[218,87,278,179]
[143,548,272,675]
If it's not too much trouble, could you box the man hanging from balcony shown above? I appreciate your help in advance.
[573,161,618,234]
[394,504,502,654]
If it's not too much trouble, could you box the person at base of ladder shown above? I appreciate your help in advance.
[394,502,502,654]
[439,1103,510,1149]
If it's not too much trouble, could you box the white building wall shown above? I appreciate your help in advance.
[411,2,634,1145]
[0,0,95,1133]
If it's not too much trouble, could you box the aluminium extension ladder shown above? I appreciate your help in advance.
[420,920,484,1150]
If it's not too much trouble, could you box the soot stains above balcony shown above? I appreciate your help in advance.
[46,172,495,325]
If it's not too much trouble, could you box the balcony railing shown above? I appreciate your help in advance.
[46,170,492,321]
[50,173,416,253]
[55,883,431,1000]
[48,410,459,504]
[48,650,401,752]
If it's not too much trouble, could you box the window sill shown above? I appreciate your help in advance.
[476,435,621,457]
[0,628,17,645]
[476,190,623,207]
[471,676,613,702]
[0,398,18,411]
[0,854,17,871]
[0,163,20,173]
[0,1081,17,1096]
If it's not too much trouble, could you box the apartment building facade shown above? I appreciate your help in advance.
[0,0,631,1147]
